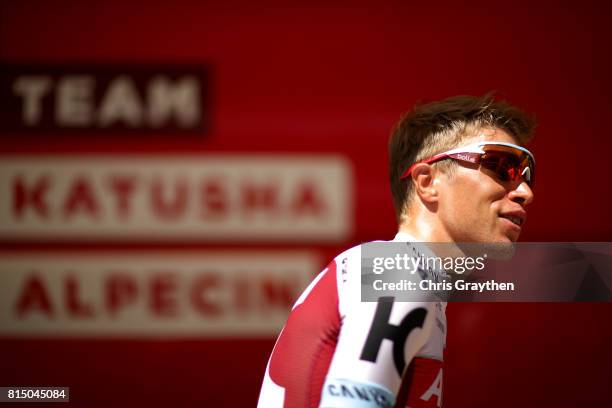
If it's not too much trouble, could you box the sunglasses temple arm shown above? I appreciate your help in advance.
[400,153,469,180]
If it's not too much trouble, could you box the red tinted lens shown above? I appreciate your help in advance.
[480,151,531,185]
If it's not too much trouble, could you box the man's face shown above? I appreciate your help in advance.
[434,128,534,243]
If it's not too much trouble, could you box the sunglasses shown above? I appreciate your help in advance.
[400,142,536,187]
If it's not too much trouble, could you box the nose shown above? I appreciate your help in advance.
[508,181,534,206]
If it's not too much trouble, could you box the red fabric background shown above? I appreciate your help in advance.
[1,1,611,406]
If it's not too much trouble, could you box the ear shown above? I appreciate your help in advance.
[410,163,439,204]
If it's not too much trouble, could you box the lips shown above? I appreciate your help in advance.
[499,210,526,227]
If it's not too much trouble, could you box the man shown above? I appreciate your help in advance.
[257,94,536,407]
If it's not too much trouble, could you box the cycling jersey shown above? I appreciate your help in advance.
[257,232,447,408]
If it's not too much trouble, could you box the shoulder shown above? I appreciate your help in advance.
[331,238,390,266]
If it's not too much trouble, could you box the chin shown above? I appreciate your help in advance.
[479,239,516,260]
[505,232,521,243]
[493,227,520,243]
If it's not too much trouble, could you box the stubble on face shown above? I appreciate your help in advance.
[434,128,526,244]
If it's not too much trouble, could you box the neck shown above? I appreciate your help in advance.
[398,207,465,258]
[399,206,450,242]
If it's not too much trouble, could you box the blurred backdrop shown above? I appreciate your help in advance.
[1,0,611,406]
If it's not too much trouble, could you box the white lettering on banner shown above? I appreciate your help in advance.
[97,76,143,127]
[12,75,201,128]
[147,76,200,127]
[55,76,95,126]
[0,252,317,337]
[0,156,352,241]
[12,76,52,125]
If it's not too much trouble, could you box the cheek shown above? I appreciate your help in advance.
[443,174,502,222]
[439,182,478,225]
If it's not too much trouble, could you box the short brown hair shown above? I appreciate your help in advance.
[388,93,537,222]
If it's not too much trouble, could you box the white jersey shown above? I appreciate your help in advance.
[258,232,447,408]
